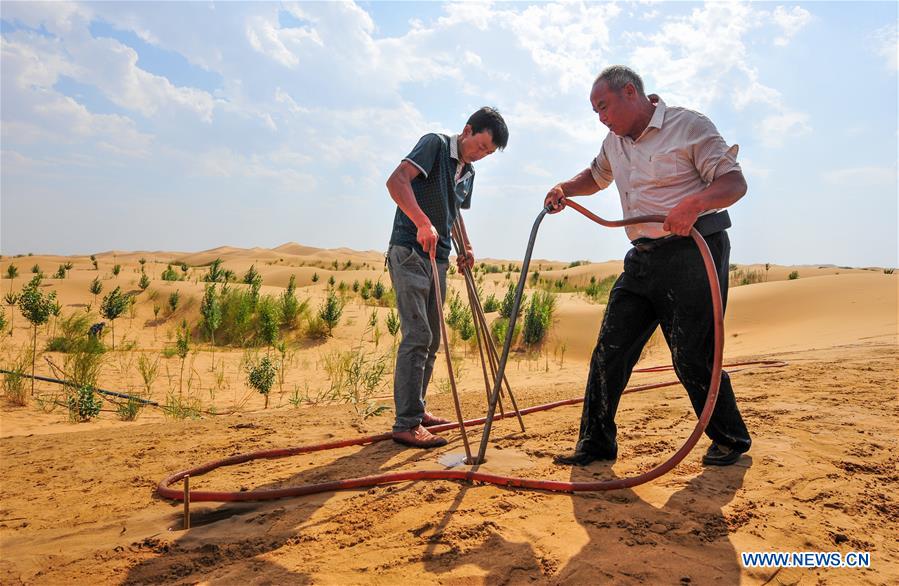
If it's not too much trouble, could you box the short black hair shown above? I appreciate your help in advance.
[467,107,509,150]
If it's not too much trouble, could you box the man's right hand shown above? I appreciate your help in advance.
[544,185,566,214]
[417,223,439,259]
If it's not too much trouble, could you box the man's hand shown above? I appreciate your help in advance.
[456,246,475,271]
[544,184,566,214]
[417,223,439,259]
[662,198,702,236]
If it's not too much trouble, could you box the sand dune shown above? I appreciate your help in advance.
[0,244,896,584]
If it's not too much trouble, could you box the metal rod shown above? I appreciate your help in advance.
[461,268,527,433]
[474,208,549,464]
[461,268,526,433]
[452,218,525,432]
[429,256,473,463]
[457,261,507,419]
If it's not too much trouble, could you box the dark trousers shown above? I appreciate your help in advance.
[576,231,751,457]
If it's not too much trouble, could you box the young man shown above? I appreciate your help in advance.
[386,107,509,448]
[545,65,751,467]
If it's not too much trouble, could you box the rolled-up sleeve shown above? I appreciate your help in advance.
[689,115,741,183]
[589,143,614,189]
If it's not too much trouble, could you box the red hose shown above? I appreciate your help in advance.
[156,360,784,502]
[156,202,784,502]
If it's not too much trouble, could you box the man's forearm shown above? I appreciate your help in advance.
[682,170,747,215]
[557,168,602,198]
[387,177,430,229]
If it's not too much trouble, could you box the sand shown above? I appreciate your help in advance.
[0,245,896,584]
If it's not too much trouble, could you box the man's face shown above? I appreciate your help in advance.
[459,126,497,164]
[590,81,638,137]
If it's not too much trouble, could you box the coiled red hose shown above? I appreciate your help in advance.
[157,203,785,502]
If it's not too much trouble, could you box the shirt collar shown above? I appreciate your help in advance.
[632,97,666,142]
[450,134,461,161]
[647,97,666,130]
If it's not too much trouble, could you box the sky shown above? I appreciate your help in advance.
[1,1,897,267]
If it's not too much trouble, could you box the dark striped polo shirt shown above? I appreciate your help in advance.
[389,133,474,262]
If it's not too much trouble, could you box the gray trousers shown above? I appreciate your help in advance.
[387,244,447,432]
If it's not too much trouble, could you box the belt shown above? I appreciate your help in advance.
[632,235,678,253]
[631,211,731,253]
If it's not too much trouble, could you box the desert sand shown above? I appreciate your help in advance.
[0,244,896,585]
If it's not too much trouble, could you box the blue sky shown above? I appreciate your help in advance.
[1,1,896,267]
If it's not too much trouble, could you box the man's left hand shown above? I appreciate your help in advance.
[457,247,475,271]
[663,199,702,236]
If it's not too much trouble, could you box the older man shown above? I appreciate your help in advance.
[545,65,750,467]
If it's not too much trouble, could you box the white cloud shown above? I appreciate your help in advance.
[757,111,811,148]
[771,6,812,47]
[245,14,321,68]
[823,165,897,188]
[871,22,898,72]
[627,2,810,148]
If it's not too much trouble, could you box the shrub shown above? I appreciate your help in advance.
[137,353,159,396]
[246,355,278,408]
[243,264,262,286]
[446,291,467,330]
[168,290,180,314]
[0,306,5,333]
[311,272,319,283]
[67,385,102,422]
[500,282,526,320]
[305,316,330,340]
[162,392,202,420]
[3,347,31,405]
[218,286,255,345]
[6,263,19,286]
[386,309,400,337]
[372,281,385,300]
[89,277,103,306]
[585,275,616,304]
[46,311,99,353]
[64,343,104,394]
[161,264,181,281]
[280,275,307,328]
[482,293,499,313]
[175,320,190,396]
[318,290,344,336]
[200,284,222,345]
[54,265,67,279]
[328,275,336,287]
[19,275,57,395]
[522,291,556,348]
[138,272,150,291]
[788,270,799,280]
[883,268,894,275]
[116,398,143,421]
[257,295,282,348]
[112,264,122,277]
[31,264,41,275]
[458,311,475,341]
[491,316,521,347]
[3,292,18,333]
[203,258,229,283]
[100,287,129,349]
[322,346,390,419]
